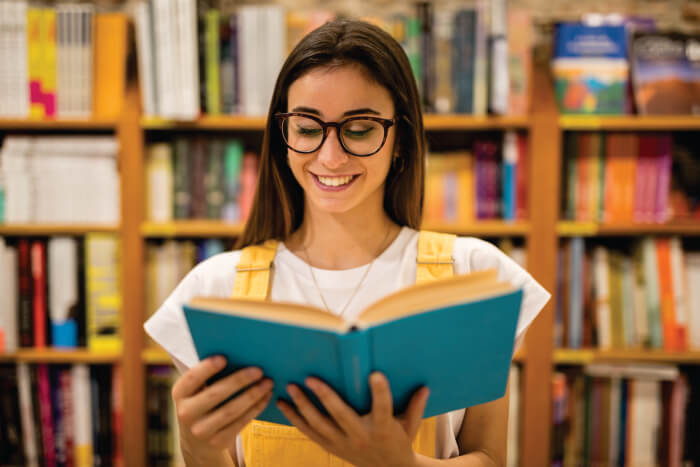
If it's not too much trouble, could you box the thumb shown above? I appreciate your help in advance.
[401,387,430,439]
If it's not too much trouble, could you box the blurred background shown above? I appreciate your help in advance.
[0,0,699,466]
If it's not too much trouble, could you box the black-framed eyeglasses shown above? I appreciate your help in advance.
[274,112,395,157]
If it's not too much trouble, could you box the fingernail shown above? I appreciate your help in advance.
[260,379,274,390]
[287,384,298,396]
[305,378,319,390]
[212,356,226,367]
[247,367,263,379]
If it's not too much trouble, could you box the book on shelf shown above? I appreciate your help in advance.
[131,0,532,119]
[146,138,257,223]
[560,132,699,224]
[0,238,18,353]
[552,364,699,466]
[556,236,700,351]
[85,234,121,353]
[183,269,523,425]
[630,32,700,115]
[0,136,120,224]
[552,22,628,115]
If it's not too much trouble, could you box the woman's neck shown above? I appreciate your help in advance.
[285,208,401,270]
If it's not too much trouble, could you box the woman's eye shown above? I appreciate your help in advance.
[296,126,322,136]
[343,126,373,138]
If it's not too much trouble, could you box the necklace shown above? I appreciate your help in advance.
[303,227,393,317]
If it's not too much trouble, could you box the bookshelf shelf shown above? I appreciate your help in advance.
[0,349,122,363]
[0,224,120,235]
[141,220,531,238]
[554,348,700,365]
[140,114,531,131]
[557,220,700,236]
[141,220,245,237]
[0,118,117,130]
[559,115,700,131]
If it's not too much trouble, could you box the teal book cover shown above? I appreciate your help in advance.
[183,288,523,426]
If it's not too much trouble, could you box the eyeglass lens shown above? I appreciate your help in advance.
[282,115,385,156]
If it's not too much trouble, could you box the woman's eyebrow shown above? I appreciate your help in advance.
[290,106,381,117]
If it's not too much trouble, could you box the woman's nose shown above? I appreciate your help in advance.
[316,127,350,169]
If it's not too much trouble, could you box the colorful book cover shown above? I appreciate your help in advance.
[27,7,45,119]
[85,234,122,352]
[30,240,47,348]
[205,9,221,115]
[502,131,517,220]
[515,133,528,220]
[631,32,700,115]
[552,23,628,115]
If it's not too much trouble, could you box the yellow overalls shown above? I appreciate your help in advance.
[233,231,456,467]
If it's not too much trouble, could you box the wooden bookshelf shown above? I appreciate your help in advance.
[554,348,700,365]
[560,115,700,131]
[0,118,117,130]
[141,220,530,238]
[0,224,120,235]
[557,220,700,237]
[0,349,121,364]
[141,114,530,131]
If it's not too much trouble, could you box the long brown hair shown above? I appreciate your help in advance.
[236,19,426,249]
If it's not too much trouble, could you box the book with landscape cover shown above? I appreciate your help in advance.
[183,269,523,425]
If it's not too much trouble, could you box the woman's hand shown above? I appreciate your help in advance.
[277,372,429,467]
[171,356,273,462]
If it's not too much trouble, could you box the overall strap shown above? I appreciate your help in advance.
[416,230,457,284]
[232,239,279,300]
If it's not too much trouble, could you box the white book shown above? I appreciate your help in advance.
[177,0,199,119]
[506,364,519,467]
[152,0,174,117]
[238,7,258,116]
[56,4,69,116]
[593,246,612,349]
[584,362,679,380]
[488,0,509,114]
[5,0,29,117]
[686,253,700,349]
[1,137,33,222]
[146,143,174,222]
[0,1,8,117]
[82,5,94,117]
[48,237,78,346]
[0,239,18,352]
[17,363,39,467]
[264,5,285,116]
[627,379,662,467]
[71,364,93,466]
[132,1,157,116]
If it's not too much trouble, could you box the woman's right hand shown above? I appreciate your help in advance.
[172,355,274,457]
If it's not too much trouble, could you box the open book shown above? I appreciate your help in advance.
[183,269,523,425]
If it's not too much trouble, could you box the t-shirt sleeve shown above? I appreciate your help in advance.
[143,265,203,370]
[457,238,551,341]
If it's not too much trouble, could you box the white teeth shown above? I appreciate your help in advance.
[317,175,354,187]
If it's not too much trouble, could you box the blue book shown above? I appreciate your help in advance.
[183,269,523,425]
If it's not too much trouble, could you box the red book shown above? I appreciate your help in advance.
[37,364,56,467]
[30,240,47,348]
[655,238,678,350]
[515,133,529,220]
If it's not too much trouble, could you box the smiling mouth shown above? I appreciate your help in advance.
[312,173,360,187]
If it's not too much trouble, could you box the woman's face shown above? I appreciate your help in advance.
[285,65,396,216]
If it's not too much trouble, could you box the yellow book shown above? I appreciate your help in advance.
[42,8,56,117]
[93,13,127,119]
[27,7,44,119]
[85,234,122,352]
[456,151,475,223]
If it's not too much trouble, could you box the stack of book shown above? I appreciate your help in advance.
[145,138,258,223]
[0,363,122,467]
[0,234,121,353]
[555,236,700,351]
[0,136,120,225]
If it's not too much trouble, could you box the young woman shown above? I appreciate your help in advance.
[145,19,550,467]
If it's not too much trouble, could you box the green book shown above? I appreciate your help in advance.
[183,270,523,425]
[641,237,663,349]
[173,139,191,219]
[205,9,221,115]
[222,140,244,222]
[205,140,224,219]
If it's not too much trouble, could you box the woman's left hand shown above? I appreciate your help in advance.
[277,372,430,467]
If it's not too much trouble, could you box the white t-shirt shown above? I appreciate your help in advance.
[144,226,550,463]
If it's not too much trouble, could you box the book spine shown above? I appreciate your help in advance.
[37,364,56,467]
[31,239,48,348]
[72,364,93,467]
[338,330,372,415]
[43,8,56,118]
[515,133,528,220]
[502,131,517,221]
[205,9,221,115]
[655,134,672,223]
